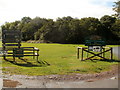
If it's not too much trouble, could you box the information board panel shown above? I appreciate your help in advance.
[2,30,21,43]
[88,46,102,52]
[13,48,24,57]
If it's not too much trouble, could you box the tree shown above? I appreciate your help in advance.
[1,22,11,30]
[79,17,102,37]
[111,19,120,38]
[67,19,84,43]
[100,15,116,28]
[1,21,20,30]
[113,1,120,19]
[21,17,31,23]
[1,16,119,44]
[34,19,56,42]
[21,17,48,41]
[54,17,72,43]
[100,15,118,43]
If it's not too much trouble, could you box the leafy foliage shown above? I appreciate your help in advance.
[1,16,120,44]
[113,1,120,19]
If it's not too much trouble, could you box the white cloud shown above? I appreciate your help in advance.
[0,0,116,26]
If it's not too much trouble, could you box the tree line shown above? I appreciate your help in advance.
[1,15,120,44]
[1,1,120,44]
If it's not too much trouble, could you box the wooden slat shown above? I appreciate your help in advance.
[22,48,39,51]
[0,54,39,57]
[23,52,34,54]
[2,30,21,33]
[23,54,39,56]
[3,44,21,46]
[2,40,21,43]
[22,49,34,51]
[22,47,34,48]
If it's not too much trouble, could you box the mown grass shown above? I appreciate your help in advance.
[1,43,119,76]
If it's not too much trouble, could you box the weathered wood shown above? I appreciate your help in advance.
[83,48,111,60]
[111,47,113,60]
[13,48,24,57]
[2,38,21,43]
[77,48,79,59]
[3,44,21,46]
[2,30,22,43]
[81,48,84,61]
[77,47,113,61]
[1,30,39,62]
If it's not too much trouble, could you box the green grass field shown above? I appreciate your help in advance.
[1,43,119,76]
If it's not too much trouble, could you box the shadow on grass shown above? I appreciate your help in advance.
[82,59,120,63]
[4,58,50,67]
[99,59,120,62]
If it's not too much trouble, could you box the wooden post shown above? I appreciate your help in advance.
[81,48,84,61]
[18,42,21,59]
[3,43,6,60]
[77,47,79,59]
[99,46,102,57]
[111,47,113,60]
[37,50,39,62]
[13,56,15,62]
[87,52,89,58]
[33,47,35,59]
[103,47,105,59]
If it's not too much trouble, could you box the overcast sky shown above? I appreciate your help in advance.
[0,0,117,26]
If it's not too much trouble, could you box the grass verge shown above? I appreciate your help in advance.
[2,43,119,76]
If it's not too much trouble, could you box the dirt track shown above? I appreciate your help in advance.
[3,65,118,88]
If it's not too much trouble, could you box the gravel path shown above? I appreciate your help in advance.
[3,75,118,88]
[2,64,118,88]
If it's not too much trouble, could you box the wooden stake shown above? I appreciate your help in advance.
[111,47,113,60]
[81,48,83,61]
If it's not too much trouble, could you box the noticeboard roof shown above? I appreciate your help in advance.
[85,40,106,46]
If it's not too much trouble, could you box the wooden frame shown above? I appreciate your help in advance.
[1,30,40,62]
[77,47,113,61]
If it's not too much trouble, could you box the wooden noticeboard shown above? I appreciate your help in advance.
[13,48,24,57]
[2,30,22,43]
[85,40,106,46]
[88,46,102,52]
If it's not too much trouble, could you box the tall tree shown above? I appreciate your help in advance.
[34,19,56,42]
[21,17,31,23]
[100,15,116,28]
[111,19,120,38]
[100,15,117,42]
[80,17,101,37]
[113,1,120,19]
[22,17,48,41]
[1,21,20,30]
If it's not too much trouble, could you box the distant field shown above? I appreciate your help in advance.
[1,43,119,76]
